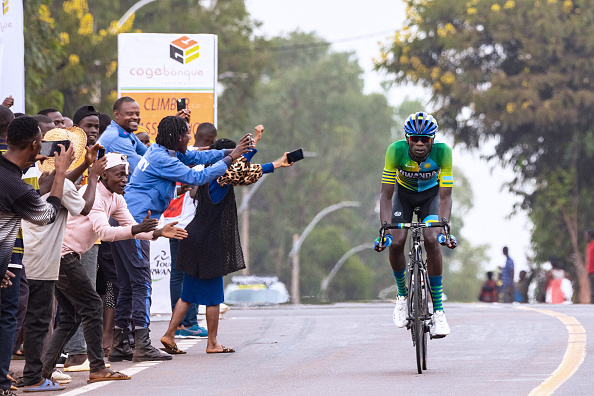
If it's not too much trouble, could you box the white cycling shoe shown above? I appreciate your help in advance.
[392,296,407,328]
[430,310,450,337]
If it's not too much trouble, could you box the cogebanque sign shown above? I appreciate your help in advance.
[118,33,218,141]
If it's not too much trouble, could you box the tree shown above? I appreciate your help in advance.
[375,0,594,302]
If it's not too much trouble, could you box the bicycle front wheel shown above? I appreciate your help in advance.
[413,260,424,374]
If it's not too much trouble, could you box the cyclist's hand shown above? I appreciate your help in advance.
[448,235,457,249]
[438,233,457,249]
[374,234,392,252]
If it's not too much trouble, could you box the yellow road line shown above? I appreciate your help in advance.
[517,307,587,396]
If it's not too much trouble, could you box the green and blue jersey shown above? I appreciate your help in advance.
[381,140,453,192]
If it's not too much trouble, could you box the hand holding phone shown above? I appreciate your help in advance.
[286,148,304,164]
[40,140,71,157]
[176,98,186,111]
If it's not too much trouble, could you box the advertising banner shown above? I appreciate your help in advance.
[149,233,172,314]
[0,0,25,113]
[118,33,218,141]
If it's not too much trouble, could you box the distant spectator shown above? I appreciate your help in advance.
[98,113,111,136]
[73,105,101,147]
[37,108,65,128]
[135,131,151,147]
[587,230,594,303]
[33,115,55,137]
[478,271,498,303]
[501,246,515,303]
[545,261,572,304]
[64,117,74,128]
[515,269,534,303]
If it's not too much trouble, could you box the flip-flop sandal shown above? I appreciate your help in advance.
[87,370,131,384]
[206,346,235,354]
[160,339,186,355]
[23,378,65,392]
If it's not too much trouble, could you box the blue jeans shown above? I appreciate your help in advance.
[0,267,21,391]
[169,239,198,327]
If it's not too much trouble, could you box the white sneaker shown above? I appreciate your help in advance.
[51,369,72,384]
[431,310,450,336]
[392,296,407,328]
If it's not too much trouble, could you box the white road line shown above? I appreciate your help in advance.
[59,339,201,395]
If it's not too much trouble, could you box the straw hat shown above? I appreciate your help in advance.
[38,127,87,173]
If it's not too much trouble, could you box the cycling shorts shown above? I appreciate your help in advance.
[391,184,440,223]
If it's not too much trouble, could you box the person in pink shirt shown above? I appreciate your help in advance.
[587,230,594,303]
[40,152,187,385]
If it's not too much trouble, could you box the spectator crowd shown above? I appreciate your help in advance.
[0,95,293,395]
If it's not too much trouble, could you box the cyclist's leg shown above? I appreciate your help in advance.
[420,189,450,335]
[389,186,413,328]
[389,185,414,295]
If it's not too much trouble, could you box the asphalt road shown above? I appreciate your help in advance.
[9,302,594,395]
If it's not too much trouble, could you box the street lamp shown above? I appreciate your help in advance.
[288,201,360,304]
[318,243,374,302]
[112,0,158,33]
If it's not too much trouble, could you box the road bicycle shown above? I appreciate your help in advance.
[377,210,450,374]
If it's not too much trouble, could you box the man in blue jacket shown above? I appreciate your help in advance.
[98,97,147,175]
[108,115,252,362]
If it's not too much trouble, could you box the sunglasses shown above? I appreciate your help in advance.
[407,135,433,143]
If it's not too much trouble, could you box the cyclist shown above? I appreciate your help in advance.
[375,112,457,337]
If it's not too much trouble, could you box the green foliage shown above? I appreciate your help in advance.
[376,0,594,273]
[443,242,488,302]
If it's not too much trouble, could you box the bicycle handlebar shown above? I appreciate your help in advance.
[376,218,451,249]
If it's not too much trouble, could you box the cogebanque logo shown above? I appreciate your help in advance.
[169,36,199,65]
[3,0,9,15]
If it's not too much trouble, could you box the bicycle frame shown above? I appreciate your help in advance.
[378,214,449,374]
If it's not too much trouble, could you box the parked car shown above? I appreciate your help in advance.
[224,276,290,305]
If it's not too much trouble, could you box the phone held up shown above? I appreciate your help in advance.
[97,148,105,159]
[176,98,187,111]
[40,140,71,157]
[286,148,304,164]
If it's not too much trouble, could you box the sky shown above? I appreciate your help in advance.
[245,0,533,274]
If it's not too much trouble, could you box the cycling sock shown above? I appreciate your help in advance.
[393,270,407,296]
[429,275,444,312]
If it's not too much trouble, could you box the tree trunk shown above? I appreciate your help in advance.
[561,208,590,303]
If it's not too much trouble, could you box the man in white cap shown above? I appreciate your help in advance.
[40,152,188,385]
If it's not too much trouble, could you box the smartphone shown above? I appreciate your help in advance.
[40,140,71,157]
[176,98,186,111]
[97,148,105,159]
[286,148,304,164]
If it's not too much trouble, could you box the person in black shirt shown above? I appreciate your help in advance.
[0,116,73,395]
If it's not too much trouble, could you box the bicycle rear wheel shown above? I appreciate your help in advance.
[413,260,424,374]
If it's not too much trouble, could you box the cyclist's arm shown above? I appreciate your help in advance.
[439,186,456,248]
[379,182,395,231]
[438,186,452,223]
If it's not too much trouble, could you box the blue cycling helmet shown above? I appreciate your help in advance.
[403,112,438,135]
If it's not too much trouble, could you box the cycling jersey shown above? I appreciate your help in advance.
[381,140,453,192]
